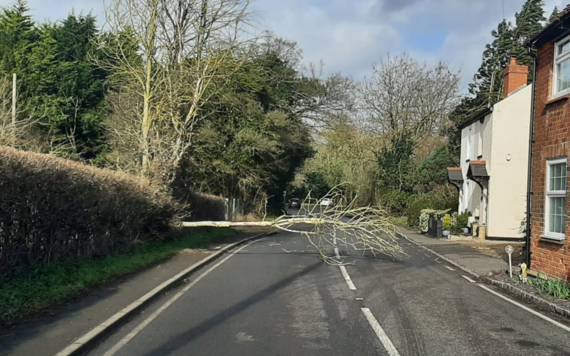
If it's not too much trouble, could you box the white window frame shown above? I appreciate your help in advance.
[544,158,568,240]
[553,35,570,98]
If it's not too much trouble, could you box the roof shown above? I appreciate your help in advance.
[447,167,464,182]
[531,4,570,47]
[467,161,489,179]
[458,108,492,130]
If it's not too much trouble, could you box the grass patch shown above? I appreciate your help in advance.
[527,274,570,300]
[0,228,237,326]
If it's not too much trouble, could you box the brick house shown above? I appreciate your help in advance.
[528,5,570,280]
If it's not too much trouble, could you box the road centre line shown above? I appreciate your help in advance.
[361,308,401,356]
[340,266,357,290]
[478,284,570,333]
[462,275,476,283]
[102,239,259,356]
[333,231,356,290]
[445,266,455,271]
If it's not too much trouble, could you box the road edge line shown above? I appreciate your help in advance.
[396,231,480,278]
[56,229,277,356]
[397,231,570,321]
[478,284,570,332]
[480,277,570,320]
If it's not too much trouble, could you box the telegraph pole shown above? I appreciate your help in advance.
[11,73,16,124]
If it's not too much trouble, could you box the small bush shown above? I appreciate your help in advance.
[442,215,451,230]
[407,195,434,227]
[452,211,471,234]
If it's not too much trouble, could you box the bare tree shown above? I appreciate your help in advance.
[96,0,254,183]
[359,53,460,143]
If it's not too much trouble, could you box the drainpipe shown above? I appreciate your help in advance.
[525,42,538,267]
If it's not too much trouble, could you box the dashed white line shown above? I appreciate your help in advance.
[445,266,455,271]
[101,240,258,356]
[462,275,476,283]
[340,266,357,290]
[361,308,401,356]
[333,230,356,290]
[334,247,340,259]
[478,284,570,333]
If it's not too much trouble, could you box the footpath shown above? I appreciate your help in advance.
[398,227,509,277]
[0,229,272,356]
[399,227,570,320]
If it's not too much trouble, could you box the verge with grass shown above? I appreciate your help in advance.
[0,228,237,326]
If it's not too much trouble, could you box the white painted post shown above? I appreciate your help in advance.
[505,245,514,278]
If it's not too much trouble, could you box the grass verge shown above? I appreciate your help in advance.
[0,228,237,326]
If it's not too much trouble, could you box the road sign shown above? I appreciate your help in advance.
[505,245,514,254]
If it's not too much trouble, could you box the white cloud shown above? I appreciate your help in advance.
[4,0,570,89]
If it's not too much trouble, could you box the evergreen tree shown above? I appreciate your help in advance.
[47,14,109,161]
[468,20,516,108]
[514,0,546,79]
[549,6,560,23]
[0,0,39,100]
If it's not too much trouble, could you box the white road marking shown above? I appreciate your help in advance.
[445,266,455,271]
[434,258,442,264]
[462,275,476,283]
[332,230,356,290]
[361,308,401,356]
[478,284,570,333]
[334,247,340,258]
[102,240,258,356]
[340,266,357,290]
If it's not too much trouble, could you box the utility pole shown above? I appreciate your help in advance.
[11,73,16,124]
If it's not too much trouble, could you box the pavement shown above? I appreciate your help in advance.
[0,230,264,356]
[86,228,570,356]
[399,227,509,277]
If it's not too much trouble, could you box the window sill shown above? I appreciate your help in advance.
[539,235,566,245]
[545,94,570,106]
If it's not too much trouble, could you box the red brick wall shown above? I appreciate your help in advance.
[531,40,570,280]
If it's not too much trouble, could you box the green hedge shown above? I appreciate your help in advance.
[0,146,178,272]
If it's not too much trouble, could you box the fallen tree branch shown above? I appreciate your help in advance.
[180,185,407,264]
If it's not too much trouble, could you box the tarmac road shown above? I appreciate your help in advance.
[88,222,570,356]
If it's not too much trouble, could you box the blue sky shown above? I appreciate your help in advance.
[5,0,568,90]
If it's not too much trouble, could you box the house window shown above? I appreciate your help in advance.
[545,158,567,239]
[554,36,570,97]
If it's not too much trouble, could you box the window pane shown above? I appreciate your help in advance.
[559,59,570,92]
[549,163,567,191]
[560,39,570,55]
[550,197,566,234]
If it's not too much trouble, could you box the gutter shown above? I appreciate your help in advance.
[525,42,538,267]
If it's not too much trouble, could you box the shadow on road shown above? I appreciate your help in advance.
[138,262,322,356]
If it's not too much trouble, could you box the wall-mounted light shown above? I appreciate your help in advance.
[506,154,512,161]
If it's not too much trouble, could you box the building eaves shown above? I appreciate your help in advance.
[530,4,570,48]
[458,108,492,130]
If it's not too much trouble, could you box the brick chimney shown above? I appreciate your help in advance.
[503,56,528,98]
